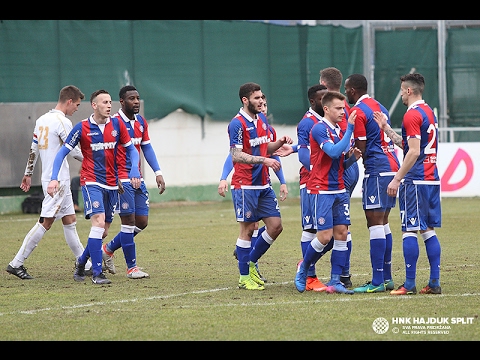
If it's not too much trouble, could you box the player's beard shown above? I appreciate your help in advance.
[247,101,260,115]
[314,104,325,117]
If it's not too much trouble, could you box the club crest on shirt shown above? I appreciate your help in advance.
[111,129,118,137]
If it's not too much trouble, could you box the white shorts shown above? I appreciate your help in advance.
[40,180,75,219]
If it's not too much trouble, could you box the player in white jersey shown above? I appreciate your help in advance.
[6,85,93,279]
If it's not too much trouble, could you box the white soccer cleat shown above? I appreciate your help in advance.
[126,266,149,279]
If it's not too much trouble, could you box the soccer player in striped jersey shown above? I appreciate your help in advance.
[47,89,141,284]
[219,97,287,283]
[294,84,331,291]
[228,82,292,290]
[6,85,92,279]
[320,68,360,287]
[295,91,360,294]
[345,73,400,294]
[101,85,165,279]
[373,73,442,295]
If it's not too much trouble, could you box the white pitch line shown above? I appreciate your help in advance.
[0,282,478,317]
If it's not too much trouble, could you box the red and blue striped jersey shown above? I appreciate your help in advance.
[296,109,322,186]
[402,100,440,183]
[307,119,346,193]
[113,110,150,180]
[353,95,400,175]
[228,109,271,189]
[64,115,133,189]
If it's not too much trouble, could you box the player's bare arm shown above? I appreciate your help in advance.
[230,147,265,164]
[373,111,403,149]
[267,135,293,155]
[230,147,281,171]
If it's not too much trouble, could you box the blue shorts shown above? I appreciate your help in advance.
[361,174,397,210]
[118,181,150,216]
[399,182,442,232]
[81,184,118,222]
[231,187,281,223]
[309,191,351,231]
[300,186,314,230]
[344,161,359,197]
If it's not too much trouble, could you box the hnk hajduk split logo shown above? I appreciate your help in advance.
[372,317,475,335]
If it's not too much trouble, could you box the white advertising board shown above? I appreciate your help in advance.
[351,142,479,198]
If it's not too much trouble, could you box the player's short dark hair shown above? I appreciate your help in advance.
[90,89,109,103]
[119,85,137,100]
[308,84,327,100]
[239,82,261,102]
[346,73,368,92]
[400,73,425,95]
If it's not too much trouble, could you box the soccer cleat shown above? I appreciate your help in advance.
[102,243,116,274]
[353,281,386,293]
[91,273,112,285]
[340,275,352,288]
[249,261,264,286]
[295,260,308,293]
[6,264,33,279]
[384,279,395,291]
[420,285,442,294]
[73,260,86,282]
[238,276,264,290]
[127,266,149,279]
[255,265,268,283]
[325,282,354,295]
[390,284,417,295]
[306,276,328,292]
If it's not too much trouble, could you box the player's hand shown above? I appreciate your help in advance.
[156,175,166,195]
[47,180,59,198]
[130,177,141,189]
[273,144,295,157]
[279,184,288,201]
[387,178,401,197]
[117,180,125,194]
[348,109,357,125]
[280,135,293,145]
[351,147,362,161]
[263,157,281,172]
[20,175,32,193]
[218,180,228,197]
[373,111,388,130]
